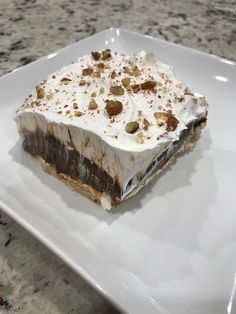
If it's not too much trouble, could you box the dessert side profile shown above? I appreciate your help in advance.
[15,50,208,209]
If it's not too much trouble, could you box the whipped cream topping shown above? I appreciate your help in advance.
[18,50,208,152]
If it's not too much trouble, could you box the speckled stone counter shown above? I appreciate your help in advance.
[0,0,235,313]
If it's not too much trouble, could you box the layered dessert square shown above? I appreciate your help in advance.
[15,50,208,209]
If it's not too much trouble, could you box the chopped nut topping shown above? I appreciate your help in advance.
[36,86,45,99]
[123,66,132,75]
[88,99,98,110]
[131,84,140,93]
[94,71,101,78]
[166,114,178,131]
[75,111,82,117]
[105,100,123,116]
[99,87,105,94]
[154,111,168,121]
[140,80,157,90]
[91,92,97,97]
[136,131,144,144]
[46,92,53,100]
[73,102,78,109]
[61,77,72,85]
[91,51,101,60]
[154,111,179,131]
[131,65,141,77]
[143,118,150,130]
[122,77,131,87]
[79,80,86,86]
[125,121,139,134]
[111,71,116,79]
[110,85,124,96]
[96,63,105,69]
[82,67,94,76]
[101,49,112,61]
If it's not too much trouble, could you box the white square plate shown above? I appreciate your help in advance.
[0,29,236,314]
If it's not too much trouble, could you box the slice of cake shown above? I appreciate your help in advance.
[15,50,208,209]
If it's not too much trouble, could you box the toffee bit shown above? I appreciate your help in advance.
[105,100,123,116]
[36,86,45,99]
[82,67,94,76]
[61,77,72,85]
[125,121,139,134]
[131,65,141,76]
[136,131,144,144]
[91,92,97,98]
[91,51,101,60]
[73,102,78,109]
[97,62,105,69]
[154,111,168,121]
[110,85,124,96]
[101,49,112,60]
[143,118,150,130]
[131,84,140,93]
[166,114,178,131]
[94,71,101,78]
[75,110,82,117]
[154,111,179,131]
[88,99,98,110]
[121,77,131,87]
[111,71,116,79]
[123,66,132,75]
[140,80,157,90]
[79,79,86,86]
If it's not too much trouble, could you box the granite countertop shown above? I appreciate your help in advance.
[0,0,235,313]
